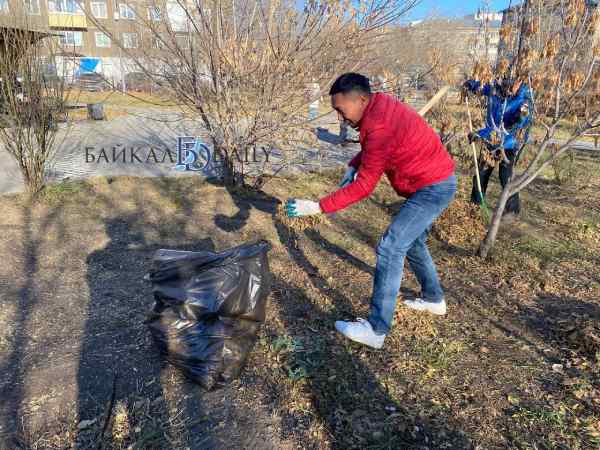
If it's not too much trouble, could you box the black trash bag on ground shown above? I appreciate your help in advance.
[144,240,271,389]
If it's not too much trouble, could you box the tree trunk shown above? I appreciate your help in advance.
[216,146,244,187]
[478,182,512,258]
[24,169,45,199]
[15,149,44,199]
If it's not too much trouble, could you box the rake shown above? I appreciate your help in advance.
[465,95,491,219]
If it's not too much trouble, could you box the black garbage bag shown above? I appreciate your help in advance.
[144,240,271,389]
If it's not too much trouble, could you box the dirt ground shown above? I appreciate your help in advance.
[0,152,599,449]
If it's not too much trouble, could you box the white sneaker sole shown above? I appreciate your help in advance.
[334,322,385,349]
[403,300,447,316]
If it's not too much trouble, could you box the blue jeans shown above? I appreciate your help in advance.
[368,174,457,335]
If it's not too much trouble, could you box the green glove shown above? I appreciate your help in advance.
[285,199,322,217]
[340,166,357,187]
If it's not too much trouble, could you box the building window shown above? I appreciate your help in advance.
[24,0,40,14]
[119,3,135,19]
[148,6,161,21]
[166,1,189,32]
[122,32,138,48]
[48,0,83,14]
[0,0,8,13]
[95,32,111,47]
[91,1,107,18]
[58,31,83,46]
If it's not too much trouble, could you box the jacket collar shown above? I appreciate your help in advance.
[357,92,378,130]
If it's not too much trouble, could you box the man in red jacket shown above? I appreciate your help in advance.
[286,73,456,349]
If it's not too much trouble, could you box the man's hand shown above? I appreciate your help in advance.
[339,166,357,188]
[286,199,322,217]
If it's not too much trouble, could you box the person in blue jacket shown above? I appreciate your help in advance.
[463,77,533,217]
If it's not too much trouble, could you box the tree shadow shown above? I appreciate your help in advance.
[200,179,470,446]
[304,228,374,276]
[518,293,600,362]
[77,180,235,448]
[0,200,66,447]
[330,215,381,249]
[429,234,474,258]
[439,272,580,367]
[78,215,172,448]
[205,178,279,233]
[269,217,472,449]
[367,197,403,216]
[79,208,227,448]
[315,127,343,145]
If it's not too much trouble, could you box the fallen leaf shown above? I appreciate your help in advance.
[77,418,97,430]
[507,394,520,406]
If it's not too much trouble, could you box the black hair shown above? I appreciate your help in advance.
[329,73,371,96]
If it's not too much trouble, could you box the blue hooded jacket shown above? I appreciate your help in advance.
[464,79,534,153]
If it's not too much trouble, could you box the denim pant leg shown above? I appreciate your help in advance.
[368,175,457,335]
[367,203,422,335]
[406,226,444,303]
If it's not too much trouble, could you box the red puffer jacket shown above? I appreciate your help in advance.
[319,93,455,214]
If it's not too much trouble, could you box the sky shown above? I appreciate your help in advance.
[295,1,518,22]
[403,0,515,21]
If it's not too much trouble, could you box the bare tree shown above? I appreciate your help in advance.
[0,15,70,197]
[83,0,420,187]
[373,18,464,95]
[468,0,600,257]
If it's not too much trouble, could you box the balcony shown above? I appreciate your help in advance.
[48,13,87,29]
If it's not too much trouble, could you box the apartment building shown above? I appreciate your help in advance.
[402,12,501,87]
[0,0,201,86]
[446,13,502,64]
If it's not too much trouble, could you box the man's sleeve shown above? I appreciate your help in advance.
[480,83,492,96]
[319,127,390,214]
[464,79,481,93]
[464,79,492,96]
[507,85,533,130]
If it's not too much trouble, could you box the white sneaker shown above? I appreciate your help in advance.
[334,318,386,349]
[403,298,447,315]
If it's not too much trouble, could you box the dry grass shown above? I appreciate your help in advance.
[275,203,325,232]
[60,89,185,123]
[66,106,130,122]
[67,89,178,109]
[0,153,599,449]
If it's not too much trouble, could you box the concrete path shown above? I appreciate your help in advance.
[6,105,594,196]
[549,138,600,153]
[0,109,204,194]
[0,109,357,195]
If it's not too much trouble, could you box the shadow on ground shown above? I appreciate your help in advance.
[0,201,67,446]
[0,177,285,449]
[211,182,472,448]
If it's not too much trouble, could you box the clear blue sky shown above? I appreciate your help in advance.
[295,1,517,22]
[404,1,515,20]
